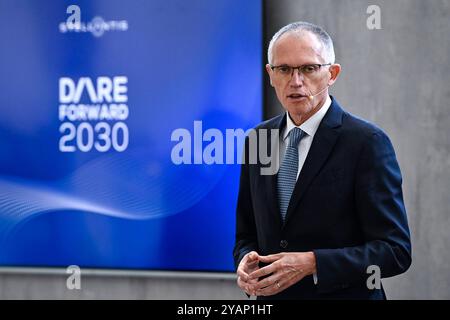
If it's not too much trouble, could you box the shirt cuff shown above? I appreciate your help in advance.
[313,272,318,285]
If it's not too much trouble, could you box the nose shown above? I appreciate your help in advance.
[289,69,304,87]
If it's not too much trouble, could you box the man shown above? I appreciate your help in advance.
[233,22,411,299]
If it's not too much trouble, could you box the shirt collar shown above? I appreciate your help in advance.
[283,95,332,141]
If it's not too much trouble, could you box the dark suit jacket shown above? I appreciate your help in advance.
[233,97,412,300]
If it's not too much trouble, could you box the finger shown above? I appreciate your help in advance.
[246,258,259,266]
[248,260,259,270]
[248,254,260,262]
[257,253,282,263]
[237,268,249,282]
[256,276,290,296]
[255,281,280,296]
[245,250,257,258]
[256,273,300,296]
[250,273,280,291]
[247,252,259,262]
[237,277,253,296]
[237,275,244,287]
[247,265,260,275]
[240,260,259,275]
[245,264,259,275]
[248,263,276,280]
[240,251,258,269]
[237,276,247,288]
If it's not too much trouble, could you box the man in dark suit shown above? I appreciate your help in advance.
[233,21,412,299]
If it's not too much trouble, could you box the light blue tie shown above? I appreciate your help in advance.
[277,127,306,224]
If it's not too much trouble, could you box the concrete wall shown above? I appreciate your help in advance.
[1,0,449,299]
[264,0,450,299]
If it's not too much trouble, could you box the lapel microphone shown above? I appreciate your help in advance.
[308,85,330,100]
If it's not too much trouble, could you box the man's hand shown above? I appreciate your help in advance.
[236,251,260,296]
[247,252,316,296]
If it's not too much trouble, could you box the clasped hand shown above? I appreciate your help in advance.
[237,251,316,296]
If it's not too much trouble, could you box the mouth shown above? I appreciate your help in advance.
[287,93,308,100]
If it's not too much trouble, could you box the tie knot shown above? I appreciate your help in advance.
[288,127,305,148]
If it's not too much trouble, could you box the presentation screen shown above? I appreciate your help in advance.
[0,0,262,272]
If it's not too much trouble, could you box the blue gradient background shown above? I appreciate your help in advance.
[0,0,262,271]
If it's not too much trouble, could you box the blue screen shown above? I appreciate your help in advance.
[0,0,262,272]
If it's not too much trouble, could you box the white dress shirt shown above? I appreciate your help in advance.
[280,95,332,178]
[279,95,332,285]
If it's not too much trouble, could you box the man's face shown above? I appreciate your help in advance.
[266,31,340,121]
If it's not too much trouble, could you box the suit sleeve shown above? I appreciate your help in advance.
[313,130,412,293]
[233,136,259,270]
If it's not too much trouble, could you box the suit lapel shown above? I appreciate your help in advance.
[283,99,344,226]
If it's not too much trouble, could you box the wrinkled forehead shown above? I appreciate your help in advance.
[272,31,325,65]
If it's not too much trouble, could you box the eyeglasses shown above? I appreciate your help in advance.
[270,63,331,79]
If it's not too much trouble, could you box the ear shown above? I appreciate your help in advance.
[266,64,274,87]
[328,64,341,86]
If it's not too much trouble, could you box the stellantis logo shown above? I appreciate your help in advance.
[59,5,128,37]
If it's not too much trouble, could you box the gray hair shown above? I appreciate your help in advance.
[267,21,335,65]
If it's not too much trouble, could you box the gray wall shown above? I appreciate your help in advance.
[1,0,449,299]
[264,0,450,299]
